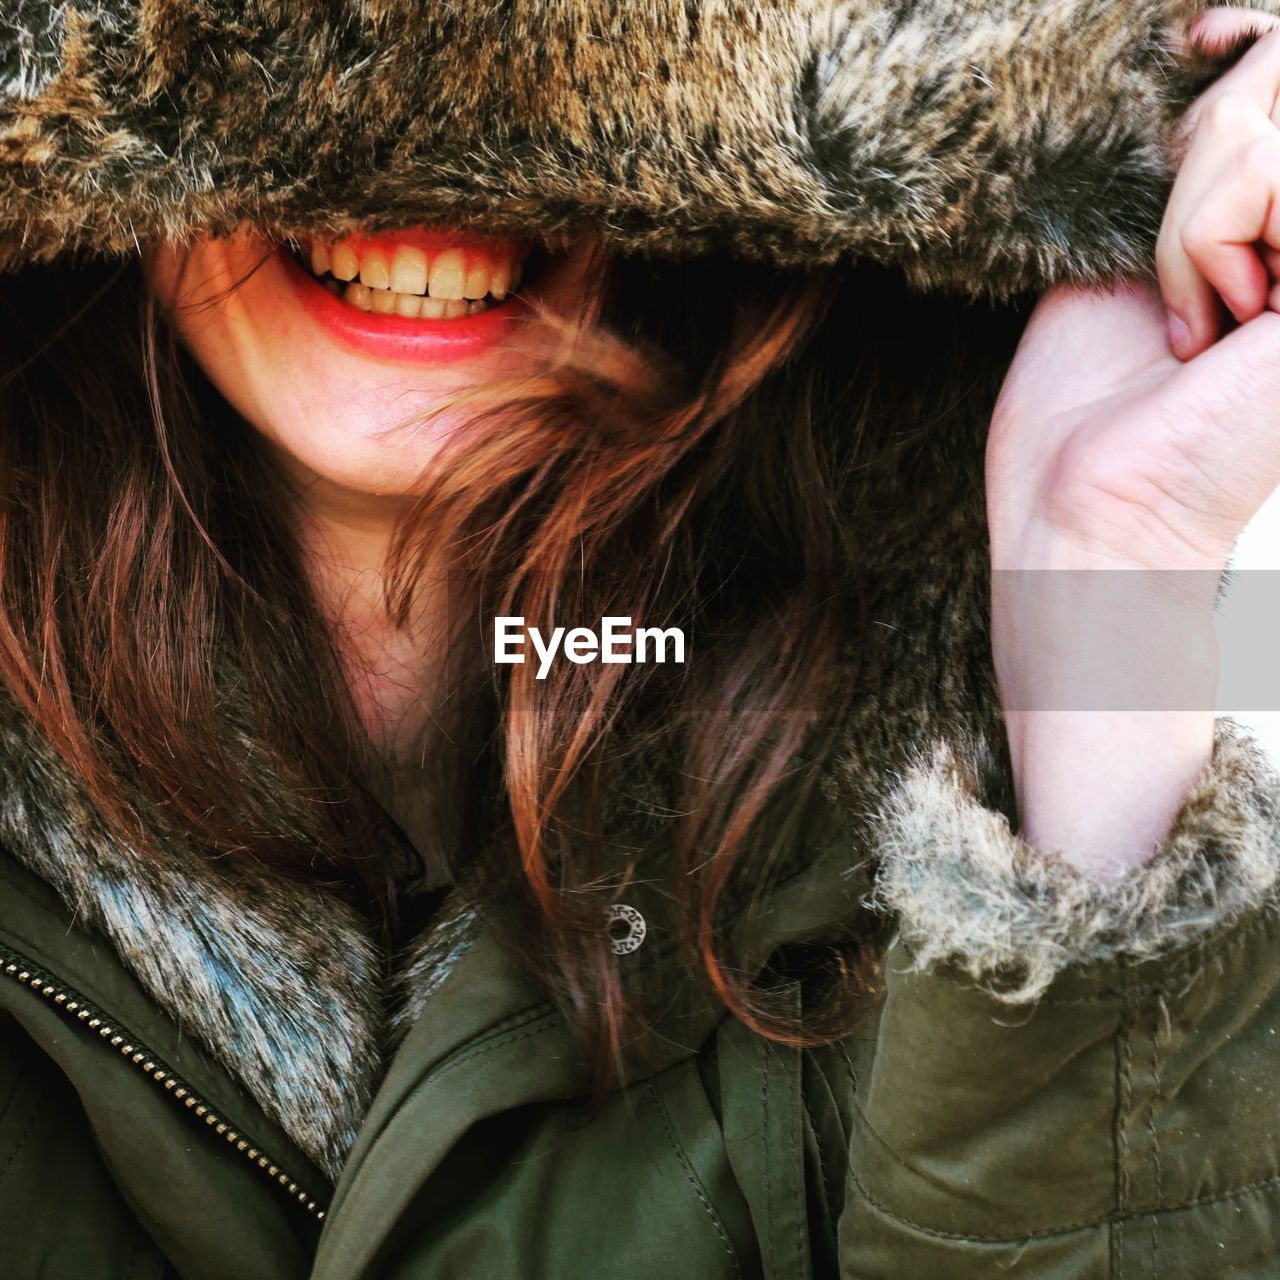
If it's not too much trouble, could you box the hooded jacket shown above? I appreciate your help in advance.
[2,3,1280,1278]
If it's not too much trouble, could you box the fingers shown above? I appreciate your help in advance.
[1158,95,1275,356]
[1184,136,1280,322]
[1184,7,1280,59]
[1178,7,1280,140]
[1157,308,1280,534]
[1159,24,1280,361]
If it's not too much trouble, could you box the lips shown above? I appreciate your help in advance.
[280,228,543,365]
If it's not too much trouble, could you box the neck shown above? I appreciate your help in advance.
[278,458,483,891]
[290,473,448,770]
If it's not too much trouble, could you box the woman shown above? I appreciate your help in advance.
[1,2,1279,1276]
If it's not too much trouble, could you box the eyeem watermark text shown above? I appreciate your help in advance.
[494,616,686,679]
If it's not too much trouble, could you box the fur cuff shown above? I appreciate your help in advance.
[871,719,1280,1003]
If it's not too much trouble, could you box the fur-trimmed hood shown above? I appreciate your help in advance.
[3,0,1280,1198]
[0,0,1265,291]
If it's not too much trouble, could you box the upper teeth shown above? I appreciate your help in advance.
[308,238,520,302]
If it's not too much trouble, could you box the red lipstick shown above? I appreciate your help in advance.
[278,235,533,365]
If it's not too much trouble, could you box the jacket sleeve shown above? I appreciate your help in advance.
[839,716,1280,1278]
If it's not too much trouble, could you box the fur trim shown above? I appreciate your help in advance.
[871,718,1280,1003]
[6,0,1280,1188]
[2,1,1277,290]
[0,696,383,1181]
[389,885,482,1043]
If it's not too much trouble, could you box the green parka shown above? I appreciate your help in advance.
[3,2,1280,1278]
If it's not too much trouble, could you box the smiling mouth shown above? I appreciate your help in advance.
[291,230,544,321]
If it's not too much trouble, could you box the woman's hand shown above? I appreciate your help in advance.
[987,8,1280,878]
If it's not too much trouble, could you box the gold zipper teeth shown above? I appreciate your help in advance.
[1,950,327,1222]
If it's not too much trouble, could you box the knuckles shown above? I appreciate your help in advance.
[1198,89,1260,137]
[1234,132,1280,185]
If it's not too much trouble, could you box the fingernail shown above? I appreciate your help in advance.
[1167,312,1191,357]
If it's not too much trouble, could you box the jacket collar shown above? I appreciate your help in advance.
[0,690,385,1182]
[0,847,328,1276]
[317,811,879,1276]
[0,648,880,1186]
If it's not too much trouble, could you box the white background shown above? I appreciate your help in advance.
[1224,491,1280,762]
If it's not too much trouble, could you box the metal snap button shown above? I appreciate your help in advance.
[606,903,647,956]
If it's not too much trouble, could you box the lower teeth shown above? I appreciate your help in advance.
[315,269,490,319]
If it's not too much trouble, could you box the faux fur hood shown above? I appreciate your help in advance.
[4,0,1280,1195]
[0,0,1271,292]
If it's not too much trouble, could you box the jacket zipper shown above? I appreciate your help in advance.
[0,942,329,1221]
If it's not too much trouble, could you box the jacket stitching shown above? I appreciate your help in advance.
[643,1081,742,1276]
[806,1047,851,1153]
[1116,970,1136,1280]
[845,1163,1280,1244]
[375,1003,558,1114]
[443,1003,559,1058]
[801,1094,841,1248]
[1148,1001,1163,1276]
[411,1014,563,1088]
[760,1035,774,1278]
[848,1095,952,1185]
[833,1039,857,1089]
[786,1042,809,1280]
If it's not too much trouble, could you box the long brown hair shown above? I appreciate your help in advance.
[0,237,887,1083]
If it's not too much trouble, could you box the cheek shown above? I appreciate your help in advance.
[247,370,470,495]
[155,240,482,495]
[238,356,493,497]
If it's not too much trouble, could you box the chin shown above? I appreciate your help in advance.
[148,226,597,496]
[258,398,471,499]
